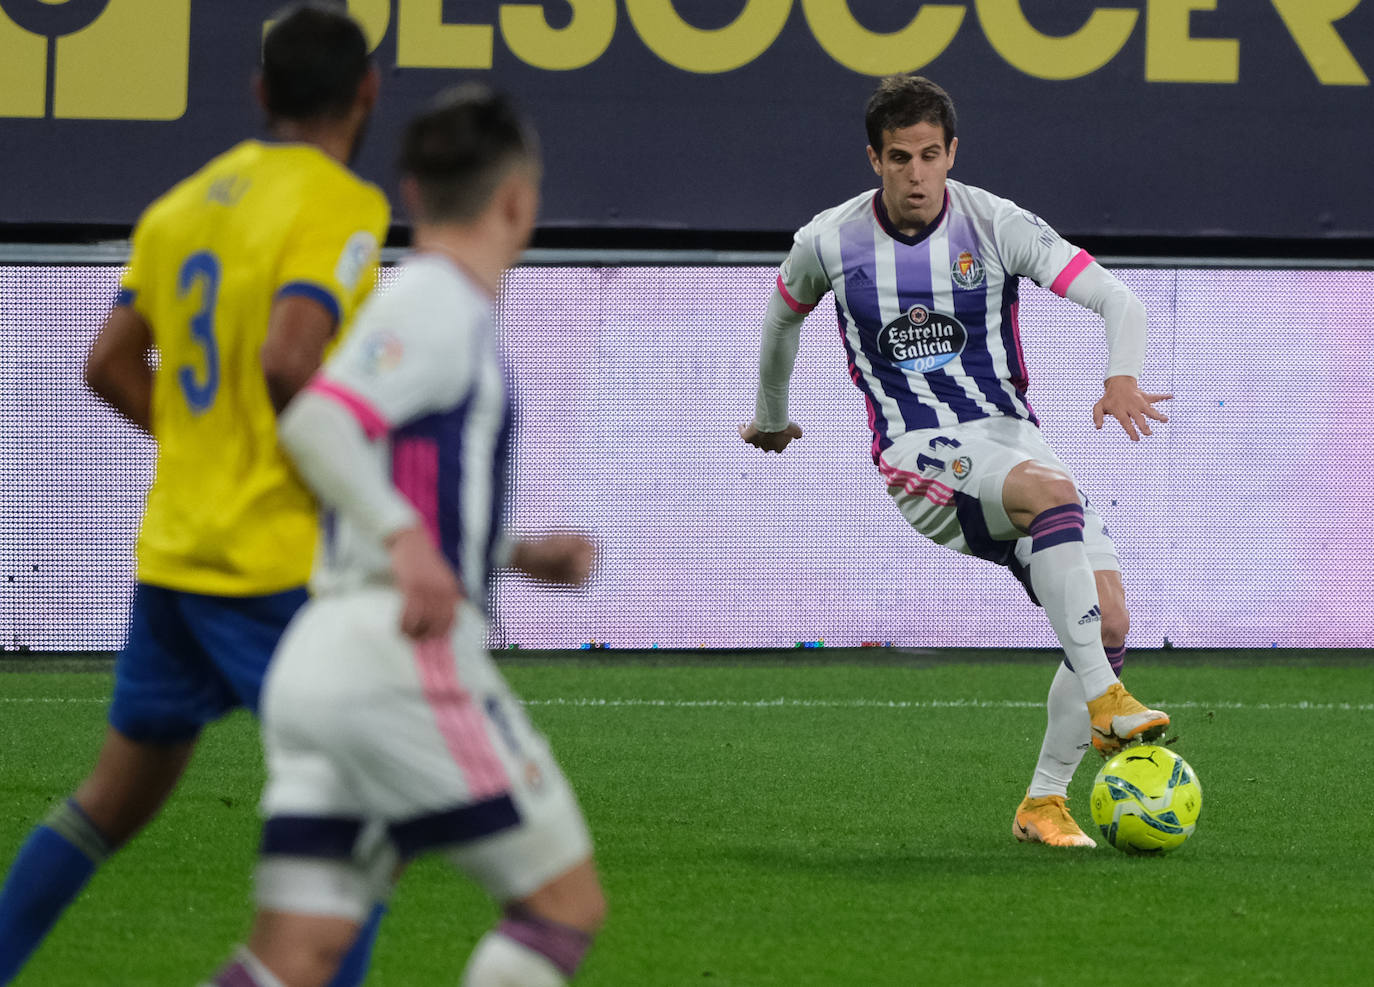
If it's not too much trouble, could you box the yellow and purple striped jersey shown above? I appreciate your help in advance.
[118,139,389,595]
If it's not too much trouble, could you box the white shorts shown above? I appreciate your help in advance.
[878,417,1119,594]
[256,589,592,919]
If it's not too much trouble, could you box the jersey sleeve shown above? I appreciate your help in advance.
[992,203,1093,298]
[306,300,478,438]
[775,226,831,313]
[275,182,389,329]
[116,205,158,316]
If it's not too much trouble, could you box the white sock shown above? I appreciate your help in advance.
[1028,662,1091,798]
[1026,505,1116,701]
[463,931,568,987]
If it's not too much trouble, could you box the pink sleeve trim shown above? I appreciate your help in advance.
[307,378,390,440]
[776,273,816,314]
[1049,249,1095,298]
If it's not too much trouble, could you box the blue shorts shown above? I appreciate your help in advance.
[109,582,308,744]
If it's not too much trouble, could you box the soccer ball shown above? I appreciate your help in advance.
[1090,745,1202,854]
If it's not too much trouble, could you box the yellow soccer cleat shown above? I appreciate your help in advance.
[1013,793,1097,848]
[1086,682,1170,755]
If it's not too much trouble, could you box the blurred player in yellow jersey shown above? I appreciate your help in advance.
[0,5,388,985]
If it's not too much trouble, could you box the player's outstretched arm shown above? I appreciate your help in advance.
[84,305,154,433]
[1093,375,1172,441]
[744,279,811,453]
[509,533,596,587]
[1058,261,1170,441]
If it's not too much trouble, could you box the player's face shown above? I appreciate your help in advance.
[868,121,957,233]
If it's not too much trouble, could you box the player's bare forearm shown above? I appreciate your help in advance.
[1092,375,1172,442]
[738,420,802,453]
[85,305,154,434]
[262,294,338,412]
[510,533,596,587]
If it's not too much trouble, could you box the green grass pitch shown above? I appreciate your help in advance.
[2,652,1372,985]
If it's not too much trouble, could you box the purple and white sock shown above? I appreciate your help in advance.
[497,905,593,979]
[207,947,285,987]
[1106,644,1126,678]
[1027,504,1116,700]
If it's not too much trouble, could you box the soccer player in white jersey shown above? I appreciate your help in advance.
[205,86,606,987]
[741,75,1172,848]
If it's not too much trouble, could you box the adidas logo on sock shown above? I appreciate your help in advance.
[1078,605,1102,625]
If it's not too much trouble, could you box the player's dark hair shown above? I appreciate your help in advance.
[261,2,370,122]
[398,84,540,223]
[865,75,957,152]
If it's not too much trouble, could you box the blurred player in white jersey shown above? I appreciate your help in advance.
[741,75,1172,848]
[205,86,605,987]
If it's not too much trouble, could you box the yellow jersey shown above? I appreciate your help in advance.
[118,140,389,595]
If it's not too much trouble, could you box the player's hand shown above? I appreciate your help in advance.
[387,526,463,640]
[1092,376,1171,442]
[738,420,803,453]
[510,533,596,587]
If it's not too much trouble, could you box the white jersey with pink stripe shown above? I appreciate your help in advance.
[777,179,1090,456]
[306,253,512,607]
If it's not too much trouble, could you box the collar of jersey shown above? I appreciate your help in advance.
[871,188,948,246]
[412,248,497,300]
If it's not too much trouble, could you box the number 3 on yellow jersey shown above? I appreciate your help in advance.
[177,250,220,413]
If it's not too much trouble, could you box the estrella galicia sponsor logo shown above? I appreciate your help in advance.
[876,304,967,373]
[951,250,985,289]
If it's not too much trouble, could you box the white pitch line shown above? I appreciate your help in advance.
[525,698,1374,712]
[1,697,1371,712]
[0,697,107,704]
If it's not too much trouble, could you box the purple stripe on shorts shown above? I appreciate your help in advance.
[498,906,593,979]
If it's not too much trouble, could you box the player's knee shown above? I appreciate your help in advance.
[1036,474,1079,512]
[1007,464,1080,526]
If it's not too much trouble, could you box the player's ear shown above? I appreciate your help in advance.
[947,135,958,169]
[498,171,539,252]
[399,176,424,224]
[497,173,524,225]
[867,144,882,176]
[253,73,268,114]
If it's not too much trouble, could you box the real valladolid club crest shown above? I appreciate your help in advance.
[952,250,985,289]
